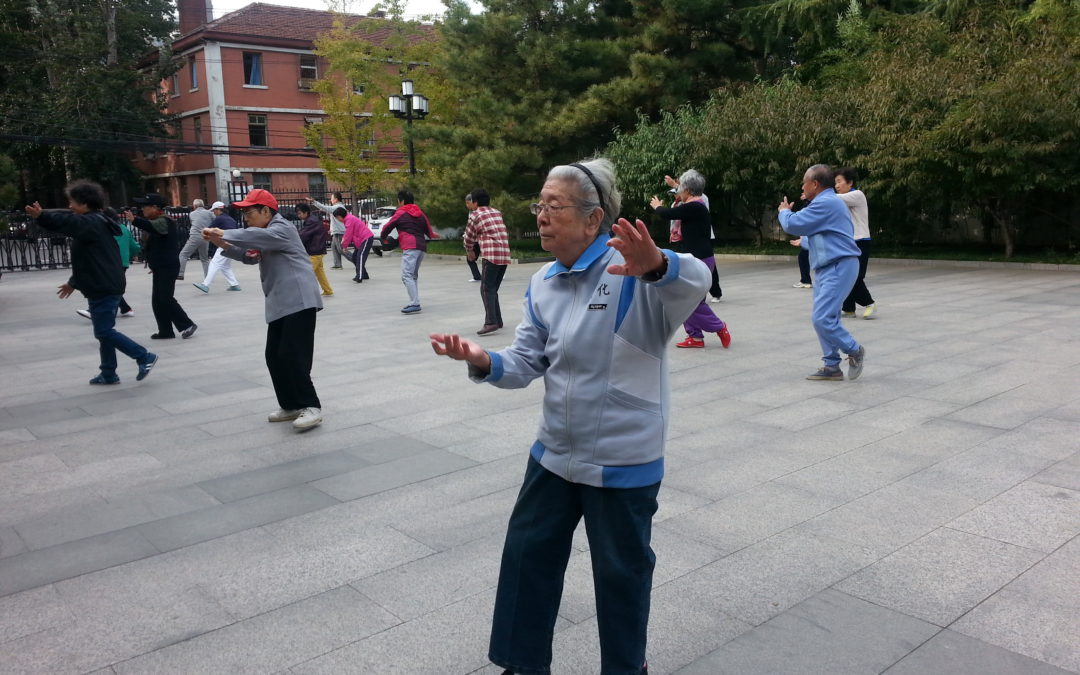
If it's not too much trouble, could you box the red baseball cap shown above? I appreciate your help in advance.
[232,188,278,211]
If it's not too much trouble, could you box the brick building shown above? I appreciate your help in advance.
[135,1,416,205]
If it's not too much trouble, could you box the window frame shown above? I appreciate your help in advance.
[251,172,273,191]
[188,55,199,91]
[243,52,264,87]
[192,116,203,146]
[247,113,268,148]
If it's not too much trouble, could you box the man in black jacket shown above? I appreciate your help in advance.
[126,193,197,340]
[25,180,158,384]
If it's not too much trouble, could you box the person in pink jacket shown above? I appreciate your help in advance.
[336,207,373,283]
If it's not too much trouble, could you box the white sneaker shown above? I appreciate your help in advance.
[120,309,135,317]
[792,282,812,288]
[292,407,323,431]
[708,296,721,303]
[76,309,91,320]
[863,304,876,319]
[268,408,301,422]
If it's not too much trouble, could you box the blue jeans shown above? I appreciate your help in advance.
[89,295,148,377]
[489,456,659,675]
[400,249,425,306]
[811,257,860,367]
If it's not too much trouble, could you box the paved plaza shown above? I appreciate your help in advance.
[0,252,1078,674]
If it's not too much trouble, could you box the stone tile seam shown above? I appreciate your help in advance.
[104,584,384,673]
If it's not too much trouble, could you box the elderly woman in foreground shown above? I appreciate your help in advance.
[431,158,710,675]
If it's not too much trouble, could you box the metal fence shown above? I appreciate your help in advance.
[0,192,390,272]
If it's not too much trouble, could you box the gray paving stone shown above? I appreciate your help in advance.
[952,536,1080,672]
[662,444,813,501]
[352,533,503,621]
[0,584,73,643]
[393,486,517,550]
[946,394,1061,430]
[0,427,36,445]
[798,482,979,554]
[113,586,399,674]
[1033,453,1080,492]
[883,629,1076,675]
[310,448,478,501]
[661,481,844,553]
[0,524,27,559]
[947,481,1080,552]
[196,450,370,502]
[0,528,160,597]
[835,527,1044,626]
[344,434,446,465]
[670,529,879,626]
[14,485,220,550]
[676,589,939,675]
[135,485,340,552]
[290,589,496,675]
[900,443,1055,501]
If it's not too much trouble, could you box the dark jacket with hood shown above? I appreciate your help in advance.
[130,214,181,270]
[298,213,329,255]
[36,210,125,299]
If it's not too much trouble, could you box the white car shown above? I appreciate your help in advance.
[367,206,398,250]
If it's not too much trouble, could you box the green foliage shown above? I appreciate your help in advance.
[0,0,177,203]
[0,153,18,208]
[307,7,444,196]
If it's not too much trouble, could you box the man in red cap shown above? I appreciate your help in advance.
[202,189,325,432]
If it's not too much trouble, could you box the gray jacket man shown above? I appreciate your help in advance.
[178,199,213,279]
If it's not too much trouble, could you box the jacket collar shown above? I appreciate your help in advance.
[545,233,611,279]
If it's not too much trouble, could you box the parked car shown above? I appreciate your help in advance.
[368,206,398,250]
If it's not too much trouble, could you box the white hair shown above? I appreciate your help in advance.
[192,199,205,208]
[545,158,622,231]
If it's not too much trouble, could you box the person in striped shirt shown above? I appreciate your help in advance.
[464,189,511,335]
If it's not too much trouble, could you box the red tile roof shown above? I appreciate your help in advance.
[179,2,432,47]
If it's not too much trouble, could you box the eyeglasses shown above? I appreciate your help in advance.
[529,202,577,216]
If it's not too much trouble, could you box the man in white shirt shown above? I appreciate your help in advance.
[834,168,876,319]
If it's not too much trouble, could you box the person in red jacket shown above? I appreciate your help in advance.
[379,188,439,314]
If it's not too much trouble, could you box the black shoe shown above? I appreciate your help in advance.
[136,353,158,381]
[181,323,198,339]
[151,333,175,339]
[89,374,120,385]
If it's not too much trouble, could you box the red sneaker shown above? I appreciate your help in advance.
[717,325,731,348]
[676,336,705,348]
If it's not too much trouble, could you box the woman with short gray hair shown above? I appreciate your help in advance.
[651,170,731,349]
[431,157,711,674]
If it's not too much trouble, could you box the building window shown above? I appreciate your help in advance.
[188,55,199,90]
[252,173,272,191]
[300,54,318,80]
[193,116,203,145]
[170,72,180,96]
[308,173,326,196]
[248,114,267,147]
[243,52,263,86]
[350,81,364,96]
[356,119,376,147]
[199,175,209,202]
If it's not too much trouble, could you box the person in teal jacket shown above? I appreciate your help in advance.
[778,164,866,381]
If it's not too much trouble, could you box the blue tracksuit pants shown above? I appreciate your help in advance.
[812,257,861,368]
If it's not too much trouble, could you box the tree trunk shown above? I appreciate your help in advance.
[988,203,1015,259]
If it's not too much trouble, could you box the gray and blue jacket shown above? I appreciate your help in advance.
[779,188,861,271]
[471,234,710,488]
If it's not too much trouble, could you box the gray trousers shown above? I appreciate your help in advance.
[178,237,210,277]
[400,249,425,307]
[330,233,344,267]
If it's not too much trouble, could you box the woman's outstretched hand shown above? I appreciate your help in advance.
[430,333,492,373]
[607,218,665,277]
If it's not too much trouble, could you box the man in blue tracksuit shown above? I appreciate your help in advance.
[779,164,866,381]
[431,159,710,675]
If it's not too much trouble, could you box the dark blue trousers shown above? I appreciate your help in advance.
[89,295,148,377]
[489,456,659,675]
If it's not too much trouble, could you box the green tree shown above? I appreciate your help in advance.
[0,0,177,204]
[305,1,444,198]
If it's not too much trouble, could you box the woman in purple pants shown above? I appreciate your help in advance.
[652,169,731,349]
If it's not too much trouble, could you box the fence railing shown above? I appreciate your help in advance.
[1,192,393,272]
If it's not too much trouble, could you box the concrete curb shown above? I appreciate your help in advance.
[421,250,1080,272]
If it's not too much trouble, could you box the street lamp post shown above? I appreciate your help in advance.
[388,79,429,176]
